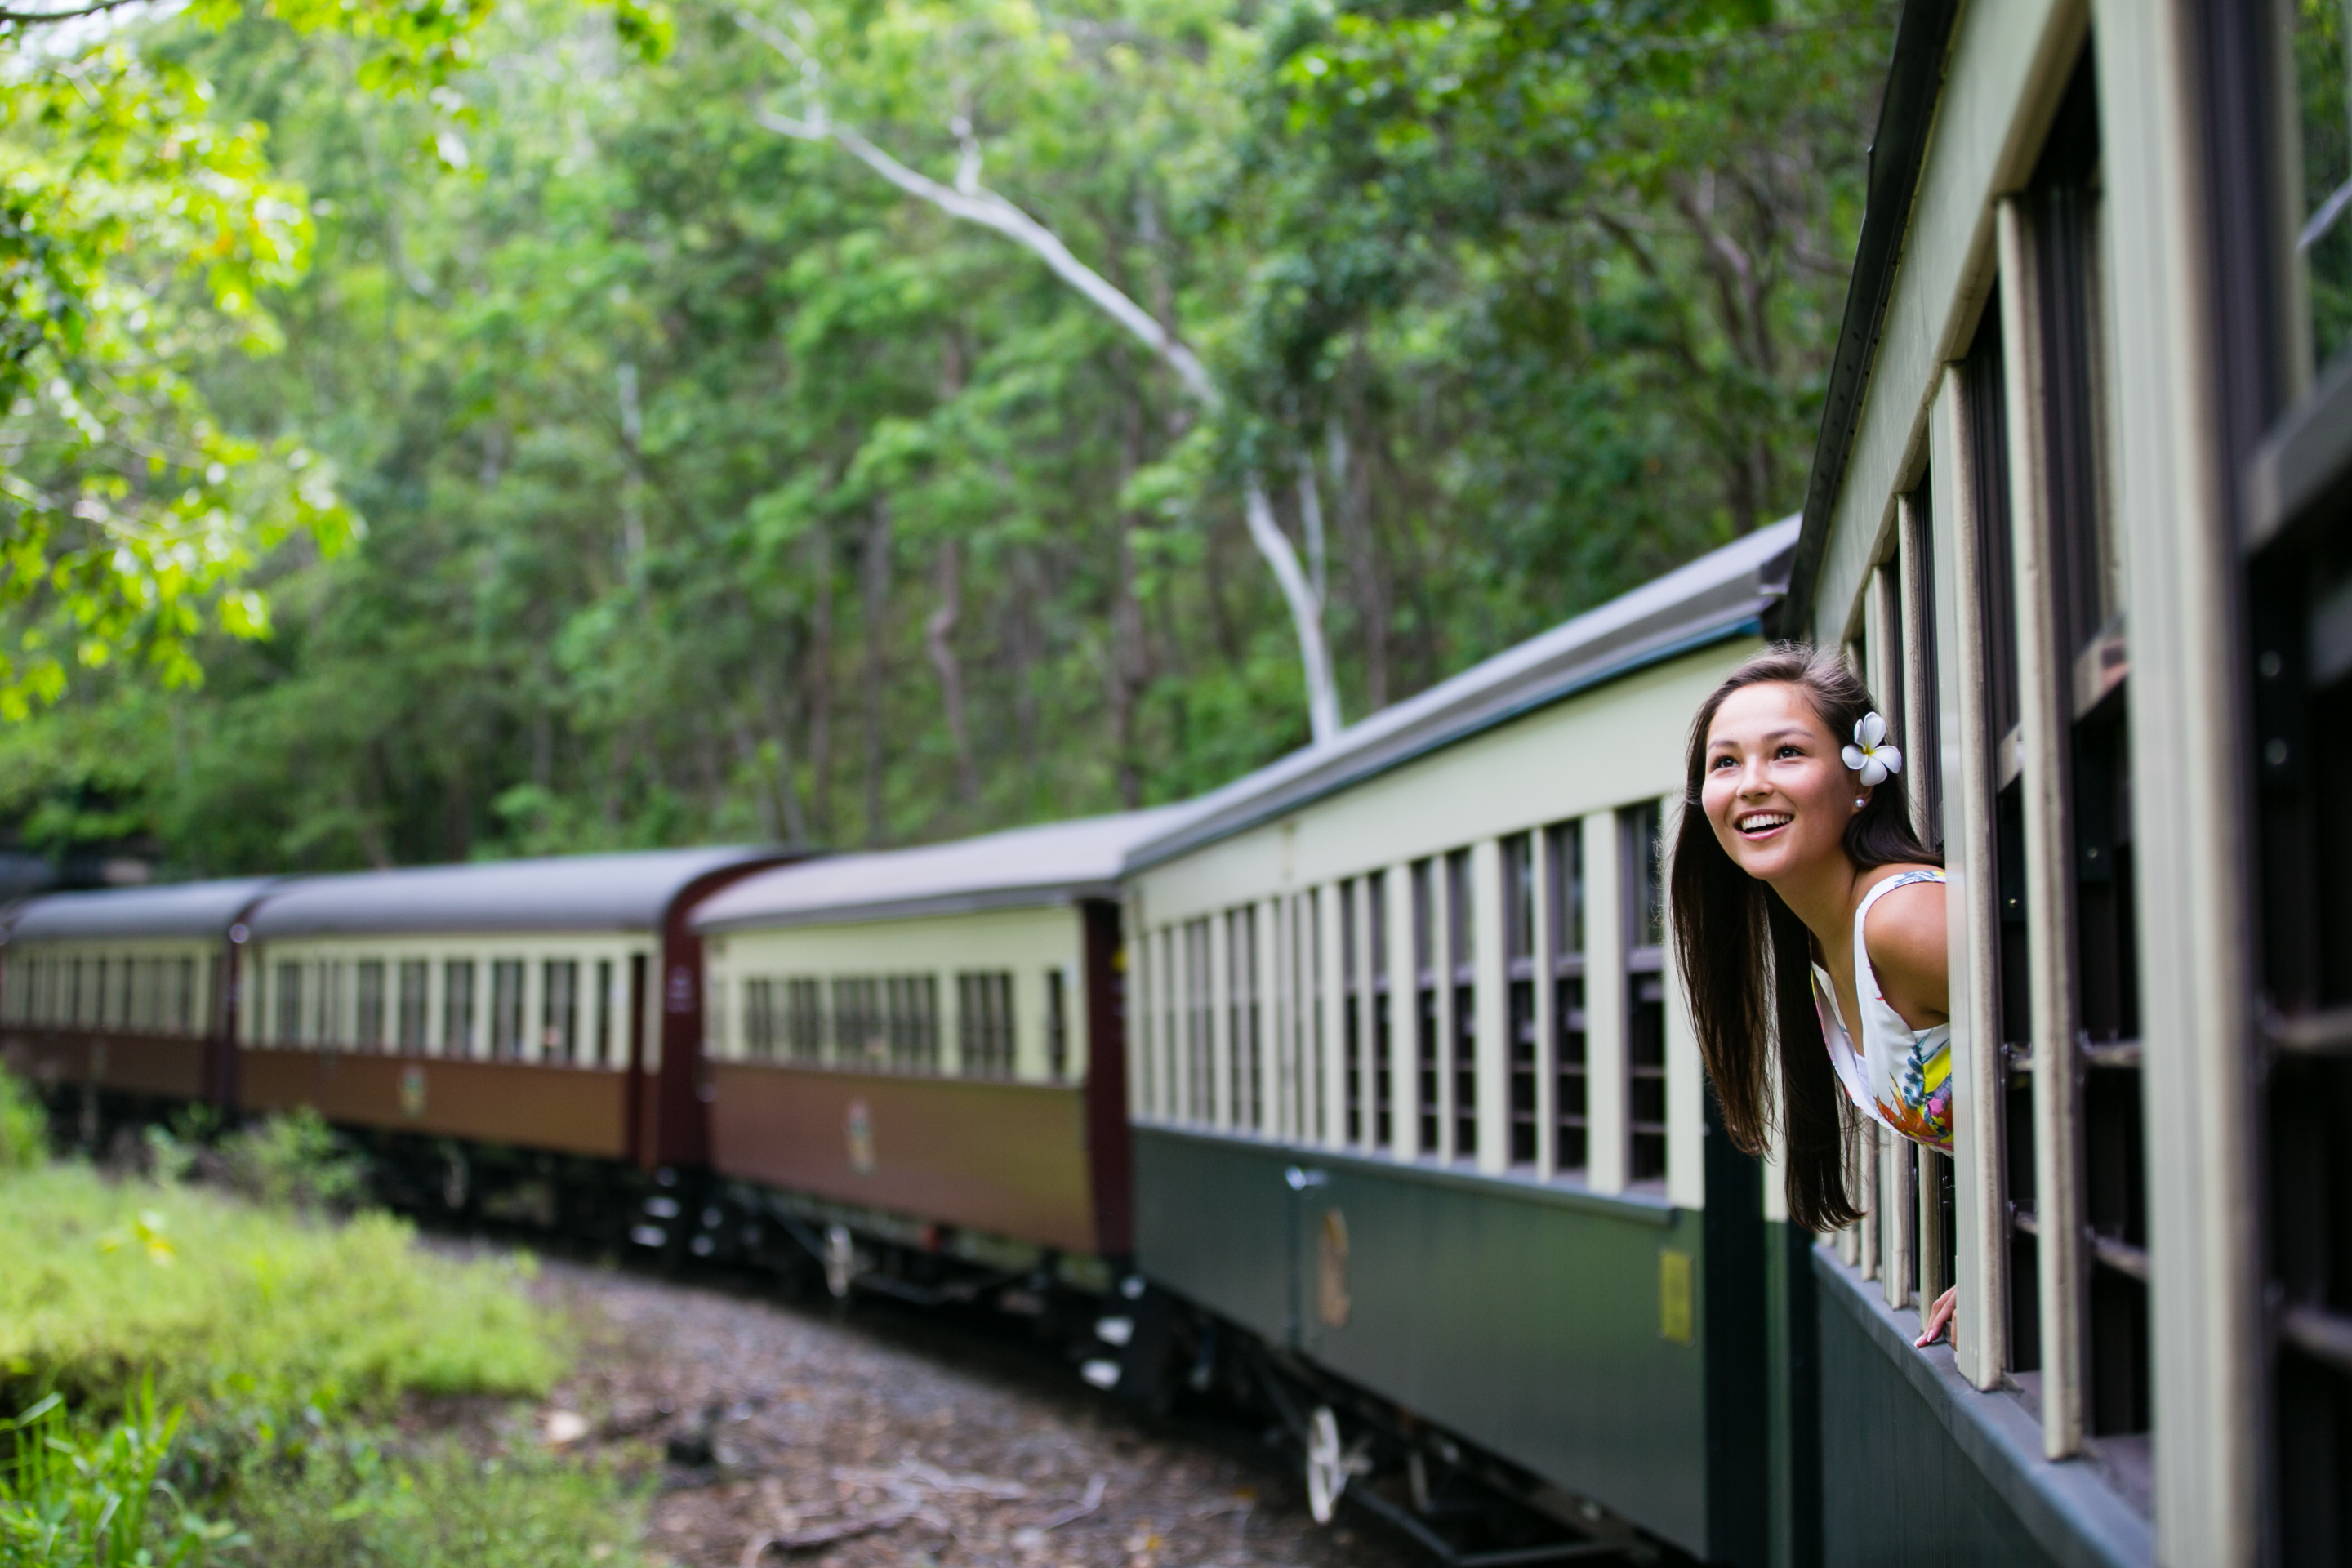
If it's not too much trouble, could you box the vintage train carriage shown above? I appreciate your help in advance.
[234,848,783,1186]
[0,878,275,1119]
[1779,2,2347,1564]
[1116,522,1796,1566]
[692,811,1187,1292]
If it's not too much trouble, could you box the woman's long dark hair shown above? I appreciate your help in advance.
[1668,644,1942,1232]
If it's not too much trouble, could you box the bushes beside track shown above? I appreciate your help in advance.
[0,1077,648,1567]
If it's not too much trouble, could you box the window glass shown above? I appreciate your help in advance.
[443,960,476,1054]
[1447,849,1477,1161]
[1503,835,1538,1166]
[356,960,385,1049]
[1624,803,1668,1184]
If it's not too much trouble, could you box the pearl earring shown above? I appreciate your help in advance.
[1855,796,1867,808]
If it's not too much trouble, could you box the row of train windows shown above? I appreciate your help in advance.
[1837,42,2149,1464]
[1142,801,1668,1186]
[733,970,1070,1080]
[267,957,626,1064]
[5,954,210,1035]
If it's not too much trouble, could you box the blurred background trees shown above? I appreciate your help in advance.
[0,0,1893,878]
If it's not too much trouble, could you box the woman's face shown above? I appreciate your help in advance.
[1701,680,1862,885]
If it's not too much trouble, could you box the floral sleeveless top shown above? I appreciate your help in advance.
[1808,870,1953,1152]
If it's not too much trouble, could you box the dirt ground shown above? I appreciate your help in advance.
[528,1258,1426,1568]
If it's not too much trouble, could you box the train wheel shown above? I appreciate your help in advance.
[1305,1405,1347,1525]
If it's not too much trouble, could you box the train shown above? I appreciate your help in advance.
[0,5,2335,1564]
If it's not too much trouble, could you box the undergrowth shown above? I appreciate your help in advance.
[225,1435,645,1566]
[0,1164,562,1419]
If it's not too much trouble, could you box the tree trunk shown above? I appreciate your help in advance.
[807,522,835,841]
[1328,403,1388,712]
[925,537,981,809]
[860,503,892,846]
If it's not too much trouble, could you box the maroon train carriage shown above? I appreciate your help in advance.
[232,846,790,1242]
[0,878,278,1146]
[688,809,1192,1308]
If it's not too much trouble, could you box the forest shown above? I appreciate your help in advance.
[1,0,1895,878]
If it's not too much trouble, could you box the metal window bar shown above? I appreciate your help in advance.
[1868,563,1921,1309]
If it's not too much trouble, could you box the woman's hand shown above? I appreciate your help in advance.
[1914,1285,1957,1348]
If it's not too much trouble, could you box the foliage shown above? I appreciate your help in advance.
[0,1073,46,1172]
[212,1109,369,1213]
[0,1164,562,1419]
[0,0,1895,870]
[223,1433,648,1567]
[0,0,675,719]
[0,1384,232,1568]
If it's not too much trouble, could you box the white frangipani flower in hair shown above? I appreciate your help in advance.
[1841,711,1903,787]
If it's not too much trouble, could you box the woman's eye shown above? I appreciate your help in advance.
[1709,754,1735,771]
[1775,744,1802,760]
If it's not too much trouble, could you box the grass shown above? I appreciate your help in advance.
[226,1435,645,1566]
[0,1163,564,1419]
[0,1079,653,1567]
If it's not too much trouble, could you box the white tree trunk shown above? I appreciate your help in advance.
[742,18,1341,746]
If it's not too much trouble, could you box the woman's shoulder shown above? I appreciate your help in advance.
[1860,865,1948,1001]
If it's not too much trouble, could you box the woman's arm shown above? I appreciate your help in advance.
[1864,874,1949,1032]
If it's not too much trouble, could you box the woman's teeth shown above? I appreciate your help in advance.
[1739,812,1792,834]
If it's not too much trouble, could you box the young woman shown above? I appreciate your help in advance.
[1668,644,1958,1348]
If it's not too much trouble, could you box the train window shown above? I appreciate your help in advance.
[1623,803,1668,1186]
[443,960,477,1056]
[2254,434,2352,1550]
[1447,849,1477,1163]
[1307,893,1325,1143]
[1547,820,1588,1175]
[318,961,347,1048]
[1411,858,1438,1157]
[593,959,614,1064]
[783,978,822,1060]
[1176,926,1214,1123]
[275,962,302,1045]
[114,956,131,1029]
[1370,871,1393,1150]
[1230,906,1261,1129]
[542,960,579,1062]
[886,973,939,1072]
[178,957,198,1037]
[89,956,106,1029]
[490,960,525,1058]
[1157,929,1178,1115]
[1340,880,1363,1145]
[1046,967,1068,1082]
[958,971,1014,1077]
[1503,835,1538,1168]
[356,960,385,1049]
[741,978,773,1058]
[396,960,428,1050]
[831,976,877,1066]
[2294,1,2352,373]
[2000,51,2147,1459]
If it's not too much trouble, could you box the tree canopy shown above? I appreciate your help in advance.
[0,0,1893,879]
